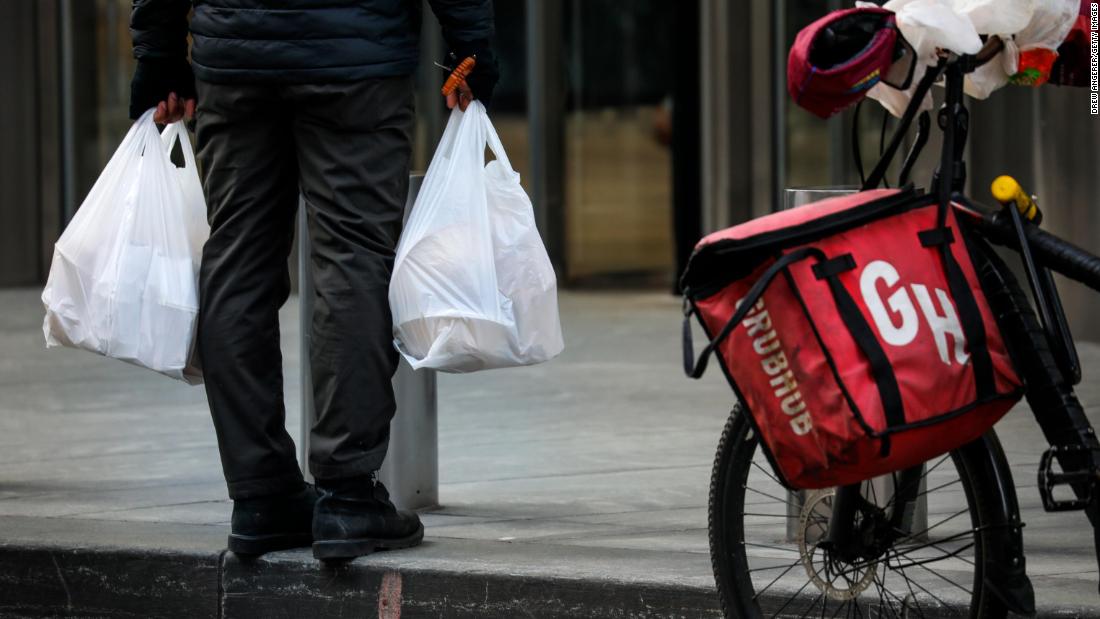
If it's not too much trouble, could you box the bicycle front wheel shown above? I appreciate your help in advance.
[709,407,1009,618]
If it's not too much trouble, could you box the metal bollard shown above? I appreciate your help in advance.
[780,187,926,542]
[298,175,439,510]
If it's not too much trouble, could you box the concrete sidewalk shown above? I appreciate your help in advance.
[1,288,1098,617]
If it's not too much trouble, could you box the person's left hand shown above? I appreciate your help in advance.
[441,48,499,111]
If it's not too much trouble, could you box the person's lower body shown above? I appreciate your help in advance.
[194,75,421,557]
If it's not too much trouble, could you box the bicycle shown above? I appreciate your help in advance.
[700,36,1100,617]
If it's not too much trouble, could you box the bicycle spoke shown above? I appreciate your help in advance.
[906,477,964,504]
[875,562,902,615]
[885,547,966,613]
[744,485,803,511]
[887,456,951,509]
[910,559,972,597]
[768,577,815,618]
[890,539,975,570]
[752,460,785,486]
[744,541,801,555]
[871,563,895,618]
[795,590,826,619]
[893,527,974,555]
[897,560,929,619]
[893,507,969,543]
[922,542,975,567]
[876,564,927,618]
[828,598,849,619]
[743,512,799,519]
[743,562,805,576]
[753,555,805,599]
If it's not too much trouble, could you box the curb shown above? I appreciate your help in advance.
[1,516,1095,618]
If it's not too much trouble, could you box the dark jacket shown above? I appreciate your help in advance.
[131,0,494,84]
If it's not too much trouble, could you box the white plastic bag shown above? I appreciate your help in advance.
[41,110,209,384]
[1013,0,1078,51]
[885,0,984,60]
[954,0,1035,37]
[866,0,985,115]
[865,0,1056,109]
[389,102,564,373]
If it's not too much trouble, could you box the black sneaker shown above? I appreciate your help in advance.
[228,484,320,556]
[312,473,424,562]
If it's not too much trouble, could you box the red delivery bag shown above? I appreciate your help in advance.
[681,188,1023,489]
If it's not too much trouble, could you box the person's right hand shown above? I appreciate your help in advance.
[154,91,196,124]
[129,58,197,122]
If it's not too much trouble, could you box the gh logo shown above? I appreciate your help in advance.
[859,260,969,366]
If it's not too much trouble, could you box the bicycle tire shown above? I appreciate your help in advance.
[709,406,1010,618]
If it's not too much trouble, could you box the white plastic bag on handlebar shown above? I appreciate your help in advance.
[964,0,1078,96]
[41,110,208,384]
[389,101,564,373]
[865,0,1076,110]
[1014,0,1079,52]
[864,0,984,115]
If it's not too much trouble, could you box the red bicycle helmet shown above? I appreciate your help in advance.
[788,7,914,119]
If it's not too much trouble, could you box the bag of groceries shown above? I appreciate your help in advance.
[389,102,564,373]
[42,110,208,383]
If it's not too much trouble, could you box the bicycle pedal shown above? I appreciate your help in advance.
[1038,445,1100,512]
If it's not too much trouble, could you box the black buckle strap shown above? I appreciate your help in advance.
[918,227,955,247]
[812,254,857,280]
[814,254,906,437]
[683,248,822,379]
[932,207,996,400]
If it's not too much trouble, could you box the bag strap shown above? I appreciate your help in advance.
[921,219,997,399]
[683,247,821,379]
[813,254,906,431]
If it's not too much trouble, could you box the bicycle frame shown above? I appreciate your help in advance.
[826,47,1100,603]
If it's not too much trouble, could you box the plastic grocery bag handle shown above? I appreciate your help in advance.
[160,121,198,172]
[477,103,515,173]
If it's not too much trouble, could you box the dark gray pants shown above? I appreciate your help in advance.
[194,76,415,500]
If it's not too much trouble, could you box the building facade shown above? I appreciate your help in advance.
[2,1,1097,339]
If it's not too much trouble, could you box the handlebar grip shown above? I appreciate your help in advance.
[991,176,1041,223]
[973,212,1100,293]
